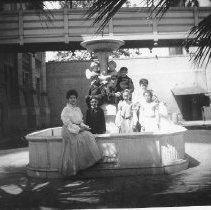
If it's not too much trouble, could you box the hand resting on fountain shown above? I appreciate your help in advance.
[79,124,91,132]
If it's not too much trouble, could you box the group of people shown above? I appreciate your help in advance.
[85,61,134,108]
[85,60,168,134]
[59,62,169,176]
[115,78,168,133]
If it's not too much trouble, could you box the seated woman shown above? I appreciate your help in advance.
[59,89,102,176]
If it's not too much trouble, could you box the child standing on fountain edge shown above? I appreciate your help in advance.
[115,89,136,133]
[86,96,106,134]
[136,90,160,132]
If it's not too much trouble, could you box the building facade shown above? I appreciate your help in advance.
[46,52,211,126]
[0,52,50,139]
[0,2,50,141]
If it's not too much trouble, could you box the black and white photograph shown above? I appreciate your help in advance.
[0,0,211,209]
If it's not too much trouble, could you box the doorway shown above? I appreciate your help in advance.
[175,94,210,121]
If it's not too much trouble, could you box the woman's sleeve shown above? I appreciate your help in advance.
[154,103,160,124]
[129,78,134,93]
[85,110,91,127]
[132,103,138,126]
[138,105,144,125]
[152,91,159,103]
[115,101,122,127]
[61,107,80,134]
[159,102,168,117]
[78,108,89,128]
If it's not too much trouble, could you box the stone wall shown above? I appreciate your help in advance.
[47,61,91,126]
[46,55,210,126]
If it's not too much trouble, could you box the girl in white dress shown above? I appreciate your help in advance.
[138,90,160,132]
[115,89,135,133]
[59,89,102,176]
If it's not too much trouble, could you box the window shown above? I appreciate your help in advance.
[169,47,183,56]
[22,53,31,71]
[36,77,40,92]
[3,66,8,82]
[3,54,16,65]
[35,59,42,74]
[9,67,19,105]
[23,72,29,87]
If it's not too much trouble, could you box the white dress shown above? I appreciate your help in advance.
[139,101,159,132]
[115,100,134,133]
[59,104,102,176]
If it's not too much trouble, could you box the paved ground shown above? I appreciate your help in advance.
[0,129,211,209]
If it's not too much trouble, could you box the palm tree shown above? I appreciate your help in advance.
[86,0,211,67]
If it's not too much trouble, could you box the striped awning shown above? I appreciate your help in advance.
[171,86,207,95]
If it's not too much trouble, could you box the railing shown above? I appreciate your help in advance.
[0,7,210,51]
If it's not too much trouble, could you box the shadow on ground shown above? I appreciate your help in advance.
[0,168,211,209]
[0,129,211,209]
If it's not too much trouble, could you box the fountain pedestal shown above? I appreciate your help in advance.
[101,104,119,133]
[81,38,125,133]
[81,38,124,75]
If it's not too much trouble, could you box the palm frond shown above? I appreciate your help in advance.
[28,1,54,23]
[86,0,180,30]
[186,14,211,67]
[148,0,172,19]
[86,0,127,32]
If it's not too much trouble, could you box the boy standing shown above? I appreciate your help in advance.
[86,97,106,134]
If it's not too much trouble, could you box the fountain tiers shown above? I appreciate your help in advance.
[81,38,125,133]
[26,126,188,178]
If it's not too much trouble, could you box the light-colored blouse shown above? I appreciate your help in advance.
[118,100,133,119]
[140,101,158,118]
[61,104,86,134]
[115,100,133,127]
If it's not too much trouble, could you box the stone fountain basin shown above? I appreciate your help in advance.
[81,38,125,52]
[26,126,188,178]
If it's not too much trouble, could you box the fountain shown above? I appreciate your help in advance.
[26,37,189,178]
[81,37,125,133]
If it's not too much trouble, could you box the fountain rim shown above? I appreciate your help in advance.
[25,126,187,141]
[80,38,125,50]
